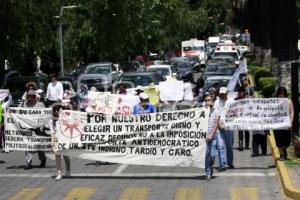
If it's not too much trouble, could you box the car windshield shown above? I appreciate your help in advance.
[175,62,190,70]
[148,68,170,76]
[120,74,154,87]
[213,52,239,60]
[85,64,111,74]
[205,79,230,89]
[205,65,235,75]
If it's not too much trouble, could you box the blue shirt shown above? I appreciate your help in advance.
[133,103,155,114]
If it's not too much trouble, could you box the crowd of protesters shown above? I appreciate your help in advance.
[0,73,295,181]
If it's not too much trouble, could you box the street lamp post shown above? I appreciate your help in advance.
[57,5,79,76]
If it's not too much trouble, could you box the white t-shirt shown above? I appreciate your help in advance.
[214,97,233,128]
[207,108,220,136]
[46,81,63,101]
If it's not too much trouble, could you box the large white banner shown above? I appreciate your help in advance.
[55,108,209,168]
[4,107,52,151]
[224,98,291,130]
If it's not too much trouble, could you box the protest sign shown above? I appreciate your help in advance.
[224,98,291,130]
[55,107,209,168]
[0,90,9,102]
[4,107,52,151]
[143,86,160,105]
[183,82,194,101]
[158,81,184,101]
[227,59,247,92]
[86,91,139,115]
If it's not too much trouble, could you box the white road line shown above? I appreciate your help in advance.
[0,172,276,178]
[112,164,128,175]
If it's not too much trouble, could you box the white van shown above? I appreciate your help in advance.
[213,41,240,65]
[181,39,206,64]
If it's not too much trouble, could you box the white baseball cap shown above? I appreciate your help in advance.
[219,87,228,94]
[139,92,149,99]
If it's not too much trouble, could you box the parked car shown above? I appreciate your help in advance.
[1,74,49,107]
[237,45,248,55]
[168,58,194,83]
[147,65,177,80]
[78,62,119,91]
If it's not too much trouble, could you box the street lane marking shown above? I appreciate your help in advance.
[0,172,276,178]
[231,187,258,200]
[113,164,128,175]
[175,187,203,200]
[63,187,97,200]
[118,187,150,200]
[8,187,44,200]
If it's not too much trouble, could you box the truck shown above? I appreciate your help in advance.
[181,39,206,65]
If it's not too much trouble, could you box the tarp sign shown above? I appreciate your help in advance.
[158,81,184,101]
[55,108,209,168]
[4,107,52,151]
[224,98,291,130]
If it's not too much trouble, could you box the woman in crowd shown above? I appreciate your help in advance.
[273,86,294,160]
[133,93,155,114]
[50,104,71,180]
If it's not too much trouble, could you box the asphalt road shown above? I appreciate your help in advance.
[0,133,285,200]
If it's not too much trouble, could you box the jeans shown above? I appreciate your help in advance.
[216,130,227,169]
[205,137,217,176]
[222,130,234,166]
[55,154,70,175]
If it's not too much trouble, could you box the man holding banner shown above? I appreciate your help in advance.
[21,90,47,170]
[214,87,234,169]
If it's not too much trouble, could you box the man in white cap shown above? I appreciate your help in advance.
[214,87,235,169]
[133,92,155,114]
[20,90,47,170]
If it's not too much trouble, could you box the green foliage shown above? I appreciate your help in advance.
[0,0,232,74]
[262,84,276,98]
[254,69,273,87]
[258,77,276,90]
[248,65,261,75]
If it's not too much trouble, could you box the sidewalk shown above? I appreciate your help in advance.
[268,131,300,199]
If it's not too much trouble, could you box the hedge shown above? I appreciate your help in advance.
[254,68,273,87]
[262,84,276,97]
[258,77,276,90]
[248,66,261,75]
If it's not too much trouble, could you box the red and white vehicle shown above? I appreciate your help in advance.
[213,40,241,66]
[181,39,206,64]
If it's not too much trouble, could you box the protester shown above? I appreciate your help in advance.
[20,90,46,170]
[214,87,235,169]
[22,82,38,102]
[133,93,155,114]
[273,86,294,160]
[204,94,220,180]
[243,78,254,98]
[78,84,89,112]
[46,74,64,107]
[118,84,127,95]
[50,104,71,181]
[251,130,267,157]
[235,87,250,151]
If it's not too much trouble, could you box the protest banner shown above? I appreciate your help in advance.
[55,107,209,168]
[4,107,52,151]
[86,91,139,115]
[227,59,247,92]
[158,81,184,101]
[224,98,291,130]
[143,86,160,105]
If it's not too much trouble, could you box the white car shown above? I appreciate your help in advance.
[147,65,177,80]
[237,45,248,55]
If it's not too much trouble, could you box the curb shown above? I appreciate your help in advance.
[268,131,300,199]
